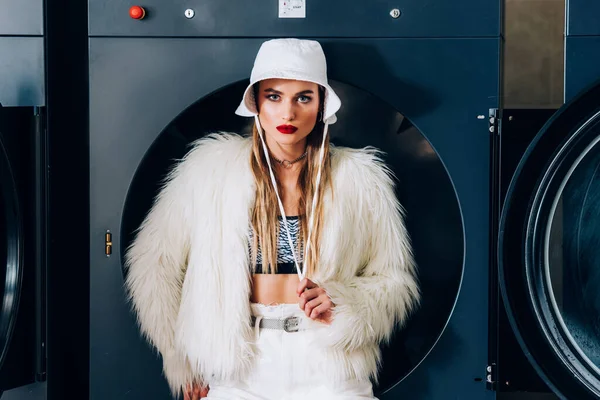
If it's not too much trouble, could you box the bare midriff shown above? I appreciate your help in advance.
[250,274,301,305]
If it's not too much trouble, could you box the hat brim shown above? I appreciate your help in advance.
[235,71,340,125]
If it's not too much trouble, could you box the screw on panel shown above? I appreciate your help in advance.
[185,9,195,19]
[390,9,401,19]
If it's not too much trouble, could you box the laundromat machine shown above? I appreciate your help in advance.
[0,0,92,398]
[85,1,501,399]
[495,0,600,399]
[0,0,46,398]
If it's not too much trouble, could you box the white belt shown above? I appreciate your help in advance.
[251,315,303,333]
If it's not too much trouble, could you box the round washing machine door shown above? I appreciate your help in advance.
[500,80,600,399]
[121,79,465,397]
[0,134,22,372]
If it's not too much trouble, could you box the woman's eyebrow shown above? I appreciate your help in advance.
[263,88,315,96]
[263,88,282,94]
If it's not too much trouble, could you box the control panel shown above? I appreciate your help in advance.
[89,1,500,38]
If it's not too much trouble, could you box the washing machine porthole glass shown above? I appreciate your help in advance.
[121,79,465,394]
[0,179,6,363]
[0,178,6,314]
[545,123,600,374]
[499,81,600,400]
[0,136,21,370]
[519,104,600,398]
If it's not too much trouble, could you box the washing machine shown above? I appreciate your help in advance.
[497,0,600,399]
[85,1,501,399]
[0,0,46,399]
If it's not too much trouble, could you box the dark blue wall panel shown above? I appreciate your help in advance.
[0,37,45,106]
[0,0,43,35]
[567,0,600,36]
[565,37,600,103]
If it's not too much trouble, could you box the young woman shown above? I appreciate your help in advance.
[125,38,420,400]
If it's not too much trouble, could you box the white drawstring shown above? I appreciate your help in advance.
[254,315,263,340]
[253,115,329,281]
[303,121,328,276]
[255,116,303,280]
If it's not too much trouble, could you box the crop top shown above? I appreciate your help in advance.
[249,216,303,274]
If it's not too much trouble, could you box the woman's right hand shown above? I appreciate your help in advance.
[184,382,209,399]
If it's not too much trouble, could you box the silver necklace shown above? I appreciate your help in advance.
[271,151,308,169]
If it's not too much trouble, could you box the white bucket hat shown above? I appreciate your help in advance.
[236,38,340,280]
[235,38,341,124]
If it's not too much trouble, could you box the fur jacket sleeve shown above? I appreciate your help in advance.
[123,143,207,396]
[316,147,420,352]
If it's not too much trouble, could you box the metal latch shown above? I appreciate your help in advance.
[105,230,112,256]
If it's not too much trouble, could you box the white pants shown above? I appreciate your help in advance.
[206,303,378,400]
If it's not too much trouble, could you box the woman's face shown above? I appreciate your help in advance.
[256,78,320,149]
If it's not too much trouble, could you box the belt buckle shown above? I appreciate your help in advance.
[283,316,300,332]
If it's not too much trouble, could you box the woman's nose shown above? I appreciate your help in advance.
[281,102,296,121]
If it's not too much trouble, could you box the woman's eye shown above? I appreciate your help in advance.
[298,96,312,103]
[267,94,280,101]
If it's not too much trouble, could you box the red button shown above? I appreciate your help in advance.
[129,6,146,20]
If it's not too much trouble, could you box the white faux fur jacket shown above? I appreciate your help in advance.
[124,132,419,397]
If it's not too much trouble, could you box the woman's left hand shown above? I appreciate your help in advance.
[297,278,335,324]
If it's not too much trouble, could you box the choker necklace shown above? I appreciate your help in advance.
[271,151,308,169]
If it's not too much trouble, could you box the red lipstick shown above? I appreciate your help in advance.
[276,125,298,134]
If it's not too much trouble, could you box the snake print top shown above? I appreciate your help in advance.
[249,216,303,274]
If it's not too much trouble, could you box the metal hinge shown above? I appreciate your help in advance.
[488,108,500,135]
[486,363,497,389]
[105,230,112,256]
